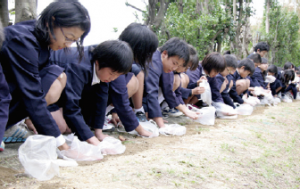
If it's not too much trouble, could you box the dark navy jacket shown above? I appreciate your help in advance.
[249,74,261,87]
[252,67,267,89]
[229,71,245,104]
[270,79,281,96]
[186,64,223,102]
[109,75,139,132]
[0,64,11,140]
[161,71,184,109]
[143,50,181,118]
[50,46,108,141]
[216,74,235,108]
[0,20,61,137]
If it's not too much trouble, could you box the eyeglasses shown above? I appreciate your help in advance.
[60,27,80,44]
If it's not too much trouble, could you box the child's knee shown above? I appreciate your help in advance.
[127,75,139,97]
[180,73,190,88]
[173,74,181,91]
[46,74,66,105]
[57,72,67,88]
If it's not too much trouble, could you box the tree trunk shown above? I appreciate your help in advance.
[232,0,243,59]
[0,0,9,26]
[15,0,37,23]
[233,0,236,23]
[177,0,183,13]
[266,0,270,33]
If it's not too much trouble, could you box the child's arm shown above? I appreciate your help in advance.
[144,65,164,127]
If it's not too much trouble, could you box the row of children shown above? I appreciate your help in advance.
[0,1,297,160]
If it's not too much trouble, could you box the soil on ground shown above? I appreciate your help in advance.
[1,102,300,189]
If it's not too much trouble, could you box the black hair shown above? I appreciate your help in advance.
[159,37,190,66]
[284,62,294,70]
[188,44,199,71]
[238,58,255,75]
[223,50,231,55]
[91,40,133,74]
[248,53,261,63]
[35,0,91,61]
[254,42,269,52]
[295,66,299,71]
[224,54,237,68]
[281,69,295,85]
[201,52,226,74]
[267,65,278,77]
[119,23,158,75]
[261,57,268,64]
[0,21,4,49]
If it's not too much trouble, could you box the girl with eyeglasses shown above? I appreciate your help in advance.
[0,0,90,153]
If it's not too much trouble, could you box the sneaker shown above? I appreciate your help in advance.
[0,141,5,152]
[102,117,115,132]
[136,111,147,122]
[3,121,34,143]
[163,107,183,117]
[187,104,201,112]
[195,100,209,108]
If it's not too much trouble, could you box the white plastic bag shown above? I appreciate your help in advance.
[265,75,276,83]
[99,137,126,155]
[128,120,159,138]
[59,134,103,161]
[274,97,281,103]
[195,107,216,125]
[159,124,186,136]
[199,80,212,106]
[244,96,260,106]
[213,102,238,119]
[282,95,293,103]
[19,135,78,181]
[235,104,253,115]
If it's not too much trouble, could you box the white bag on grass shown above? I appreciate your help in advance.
[282,95,293,103]
[274,97,281,103]
[99,137,126,155]
[19,135,78,181]
[235,104,253,115]
[59,134,104,161]
[159,124,186,136]
[199,80,212,106]
[195,107,216,125]
[213,102,238,119]
[128,120,159,138]
[243,96,260,106]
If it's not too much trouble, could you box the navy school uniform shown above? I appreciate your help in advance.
[107,73,139,132]
[143,50,182,118]
[161,71,185,109]
[0,20,62,137]
[215,74,235,108]
[229,71,245,104]
[50,46,108,141]
[0,64,11,141]
[252,67,267,89]
[186,64,223,102]
[270,78,282,96]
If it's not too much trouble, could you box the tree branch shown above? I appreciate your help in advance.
[125,2,145,13]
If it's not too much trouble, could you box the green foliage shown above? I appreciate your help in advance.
[260,4,300,67]
[144,0,254,60]
[155,1,233,59]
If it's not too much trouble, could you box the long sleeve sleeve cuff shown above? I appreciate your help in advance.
[56,134,66,147]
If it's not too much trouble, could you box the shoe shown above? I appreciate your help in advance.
[0,141,4,152]
[195,100,209,108]
[102,117,115,132]
[163,107,183,117]
[136,111,147,122]
[3,121,34,143]
[187,104,201,112]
